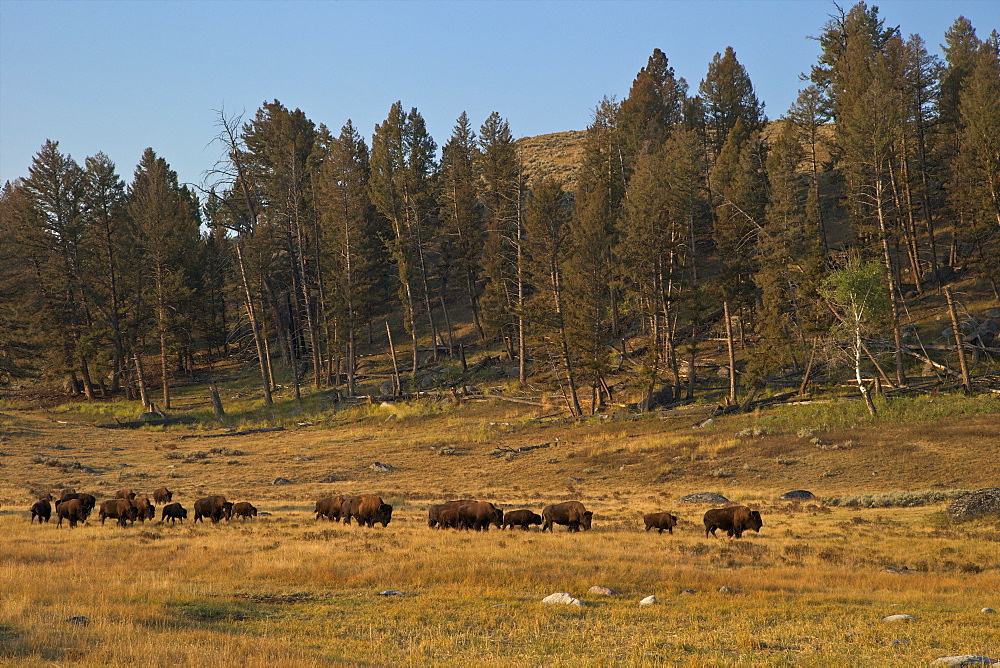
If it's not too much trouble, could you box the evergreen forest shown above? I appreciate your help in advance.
[2,4,998,415]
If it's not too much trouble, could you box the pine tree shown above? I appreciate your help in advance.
[699,46,766,155]
[522,179,581,414]
[316,120,386,395]
[370,102,438,376]
[439,112,485,340]
[478,111,526,378]
[128,148,200,409]
[618,48,687,169]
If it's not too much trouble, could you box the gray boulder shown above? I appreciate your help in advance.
[946,488,1000,521]
[542,592,583,606]
[370,462,395,473]
[272,477,293,485]
[779,490,815,500]
[678,492,730,504]
[882,614,915,622]
[930,657,997,667]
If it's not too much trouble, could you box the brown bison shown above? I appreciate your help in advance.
[132,497,155,522]
[58,488,77,501]
[644,512,679,534]
[502,509,542,530]
[115,488,137,500]
[30,499,52,523]
[456,502,503,531]
[152,487,173,504]
[99,498,137,527]
[57,493,97,515]
[542,501,593,532]
[37,492,54,502]
[342,494,393,527]
[315,496,346,521]
[703,506,763,538]
[232,502,257,520]
[161,502,187,523]
[57,498,87,528]
[428,500,475,528]
[436,507,462,529]
[193,495,229,524]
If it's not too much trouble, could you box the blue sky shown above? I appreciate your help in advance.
[2,1,997,190]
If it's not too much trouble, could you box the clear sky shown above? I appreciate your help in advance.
[2,0,997,190]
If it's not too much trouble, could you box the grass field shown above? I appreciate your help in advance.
[1,390,999,665]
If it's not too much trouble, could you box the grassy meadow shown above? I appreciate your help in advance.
[1,387,999,665]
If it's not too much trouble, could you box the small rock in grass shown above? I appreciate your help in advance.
[718,586,735,594]
[678,492,729,504]
[882,614,915,622]
[67,616,89,626]
[272,477,293,485]
[930,657,998,667]
[588,586,619,596]
[379,590,404,596]
[370,462,395,473]
[541,592,583,606]
[982,608,996,614]
[680,589,697,595]
[638,595,658,606]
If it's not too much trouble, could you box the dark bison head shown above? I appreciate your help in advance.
[581,511,594,531]
[375,503,393,527]
[491,508,504,528]
[748,510,763,532]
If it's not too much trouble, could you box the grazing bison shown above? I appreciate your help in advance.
[193,495,229,523]
[703,506,763,538]
[343,494,393,527]
[152,487,173,504]
[457,501,503,531]
[132,497,155,522]
[37,492,54,502]
[57,498,87,528]
[644,512,679,534]
[428,500,475,528]
[161,503,187,523]
[99,498,137,527]
[115,488,137,500]
[232,502,257,520]
[58,488,77,501]
[30,499,52,523]
[502,509,542,531]
[542,501,593,532]
[315,496,346,521]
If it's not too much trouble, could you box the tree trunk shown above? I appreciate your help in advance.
[724,301,737,405]
[234,242,272,405]
[945,287,972,394]
[135,353,151,411]
[386,321,401,396]
[209,382,225,417]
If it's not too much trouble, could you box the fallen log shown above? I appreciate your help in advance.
[179,426,285,439]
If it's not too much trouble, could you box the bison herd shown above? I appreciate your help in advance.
[29,490,763,538]
[27,487,258,529]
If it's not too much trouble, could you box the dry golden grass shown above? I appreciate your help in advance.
[2,394,999,664]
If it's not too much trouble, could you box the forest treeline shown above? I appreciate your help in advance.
[1,5,998,414]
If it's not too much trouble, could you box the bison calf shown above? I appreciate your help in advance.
[502,509,542,530]
[644,511,678,534]
[315,496,345,521]
[161,503,187,523]
[232,502,257,520]
[152,487,173,504]
[428,500,475,528]
[703,506,762,538]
